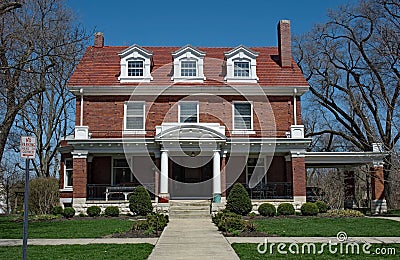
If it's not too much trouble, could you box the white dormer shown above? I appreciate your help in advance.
[118,45,153,83]
[224,45,259,83]
[171,45,206,83]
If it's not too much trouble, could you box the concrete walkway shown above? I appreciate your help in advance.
[147,218,240,260]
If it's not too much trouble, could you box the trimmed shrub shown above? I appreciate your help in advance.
[29,177,59,215]
[87,206,101,217]
[301,202,319,216]
[62,207,75,218]
[52,206,63,215]
[104,206,120,217]
[322,209,364,217]
[216,212,245,232]
[129,186,153,216]
[277,203,295,216]
[226,183,252,216]
[315,201,328,213]
[258,203,276,217]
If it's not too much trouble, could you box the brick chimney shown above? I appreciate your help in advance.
[277,20,292,68]
[94,32,104,48]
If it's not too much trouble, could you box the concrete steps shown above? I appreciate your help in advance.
[169,200,211,219]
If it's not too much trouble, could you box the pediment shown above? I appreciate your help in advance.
[171,45,206,59]
[224,45,259,59]
[118,44,153,59]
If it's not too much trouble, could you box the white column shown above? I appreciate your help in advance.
[293,88,297,125]
[160,150,169,194]
[213,150,221,197]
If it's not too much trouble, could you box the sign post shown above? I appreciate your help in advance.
[20,136,36,260]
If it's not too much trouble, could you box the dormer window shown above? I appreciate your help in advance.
[181,60,197,77]
[234,61,250,77]
[172,45,206,82]
[118,45,153,83]
[224,45,259,83]
[128,60,144,77]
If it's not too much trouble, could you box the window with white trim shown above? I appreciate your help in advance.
[246,157,266,185]
[128,60,144,76]
[64,158,73,188]
[234,61,250,77]
[233,102,253,130]
[179,102,198,123]
[124,102,145,130]
[112,159,132,185]
[181,60,197,77]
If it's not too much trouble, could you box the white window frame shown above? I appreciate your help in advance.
[124,101,146,134]
[232,101,254,134]
[127,59,144,77]
[178,101,199,123]
[233,60,250,77]
[246,156,266,186]
[63,158,73,190]
[180,59,197,77]
[171,45,206,82]
[118,44,153,83]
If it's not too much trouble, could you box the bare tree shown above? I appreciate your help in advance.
[0,0,88,164]
[294,0,400,208]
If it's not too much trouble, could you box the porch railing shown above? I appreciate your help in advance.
[87,183,155,201]
[226,182,293,200]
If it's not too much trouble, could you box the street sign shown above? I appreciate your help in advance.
[20,136,36,159]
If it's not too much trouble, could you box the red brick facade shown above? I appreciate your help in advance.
[72,158,87,198]
[291,157,306,197]
[371,166,385,200]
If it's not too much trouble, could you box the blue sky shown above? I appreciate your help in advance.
[67,0,355,47]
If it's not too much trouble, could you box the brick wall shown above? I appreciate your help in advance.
[72,158,87,198]
[291,157,306,197]
[371,166,385,200]
[78,95,299,138]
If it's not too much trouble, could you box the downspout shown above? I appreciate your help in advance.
[80,88,84,126]
[293,88,297,125]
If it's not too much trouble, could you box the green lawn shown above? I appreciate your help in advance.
[0,244,153,260]
[0,217,132,239]
[232,243,400,259]
[254,217,400,237]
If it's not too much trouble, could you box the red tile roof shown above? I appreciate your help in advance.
[68,46,308,87]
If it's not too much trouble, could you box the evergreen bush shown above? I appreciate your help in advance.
[86,206,101,217]
[52,206,63,215]
[129,186,153,216]
[104,206,120,217]
[315,201,328,213]
[258,203,276,216]
[277,203,295,216]
[226,183,252,216]
[62,207,75,218]
[300,202,319,216]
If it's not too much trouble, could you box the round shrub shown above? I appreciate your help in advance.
[62,207,75,218]
[258,203,276,216]
[87,206,101,217]
[300,202,319,216]
[104,206,120,217]
[277,203,295,216]
[129,186,153,216]
[315,201,328,213]
[52,206,63,215]
[226,183,252,216]
[216,212,245,232]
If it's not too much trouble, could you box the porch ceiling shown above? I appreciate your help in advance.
[305,151,386,168]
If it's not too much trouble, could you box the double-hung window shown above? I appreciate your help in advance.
[125,102,145,131]
[233,102,253,130]
[179,102,198,123]
[64,159,73,188]
[247,157,266,185]
[181,60,197,77]
[128,60,144,77]
[234,61,250,77]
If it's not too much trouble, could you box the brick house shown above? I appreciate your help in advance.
[59,20,386,213]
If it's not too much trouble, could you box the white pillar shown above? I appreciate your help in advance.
[213,150,221,200]
[293,88,297,125]
[160,150,169,194]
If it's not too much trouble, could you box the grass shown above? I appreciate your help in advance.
[232,243,400,259]
[0,217,132,239]
[254,217,400,237]
[0,244,153,260]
